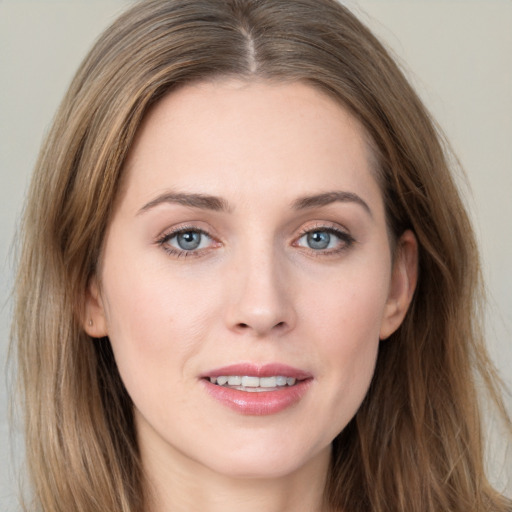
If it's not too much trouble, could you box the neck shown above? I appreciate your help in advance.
[140,435,332,512]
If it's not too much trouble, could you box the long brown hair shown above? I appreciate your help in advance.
[12,1,511,511]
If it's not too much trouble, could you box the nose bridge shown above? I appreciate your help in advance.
[225,237,295,336]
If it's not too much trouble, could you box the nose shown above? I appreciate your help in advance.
[224,247,296,337]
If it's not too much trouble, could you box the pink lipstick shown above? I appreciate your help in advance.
[200,363,313,415]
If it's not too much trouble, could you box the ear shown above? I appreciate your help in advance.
[83,276,108,338]
[379,229,418,340]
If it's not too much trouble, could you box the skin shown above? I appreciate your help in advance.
[85,80,417,512]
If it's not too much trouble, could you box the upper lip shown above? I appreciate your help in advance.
[200,363,313,380]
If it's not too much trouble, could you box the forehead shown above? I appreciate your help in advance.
[119,79,382,213]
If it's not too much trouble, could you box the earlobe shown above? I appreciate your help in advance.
[83,276,108,338]
[379,230,418,340]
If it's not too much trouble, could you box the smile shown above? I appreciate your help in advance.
[201,363,312,415]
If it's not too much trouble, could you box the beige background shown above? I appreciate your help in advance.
[1,0,510,508]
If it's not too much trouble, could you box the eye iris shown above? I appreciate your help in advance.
[177,231,201,250]
[307,231,330,250]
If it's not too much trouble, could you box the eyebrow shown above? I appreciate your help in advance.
[292,191,372,217]
[138,192,231,214]
[138,189,371,217]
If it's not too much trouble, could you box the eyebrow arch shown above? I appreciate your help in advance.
[138,191,231,215]
[292,191,372,217]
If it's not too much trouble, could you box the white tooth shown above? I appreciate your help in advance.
[286,377,296,386]
[276,376,287,386]
[217,376,228,386]
[209,377,217,384]
[241,376,260,387]
[227,376,242,385]
[259,376,277,388]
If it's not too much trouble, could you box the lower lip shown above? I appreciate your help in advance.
[202,379,312,415]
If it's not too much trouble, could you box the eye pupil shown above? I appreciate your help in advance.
[307,231,330,250]
[177,231,201,250]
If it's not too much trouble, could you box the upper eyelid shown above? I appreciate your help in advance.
[295,221,351,236]
[156,222,217,241]
[163,225,210,237]
[295,227,353,241]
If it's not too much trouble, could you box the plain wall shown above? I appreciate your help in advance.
[1,0,510,509]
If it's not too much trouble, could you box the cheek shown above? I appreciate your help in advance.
[302,265,389,417]
[100,269,217,433]
[305,262,390,349]
[99,256,218,388]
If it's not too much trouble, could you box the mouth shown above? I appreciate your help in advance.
[200,363,312,415]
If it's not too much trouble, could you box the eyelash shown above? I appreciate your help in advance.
[156,225,217,258]
[294,224,355,256]
[155,223,355,258]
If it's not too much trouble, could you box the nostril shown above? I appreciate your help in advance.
[235,321,286,332]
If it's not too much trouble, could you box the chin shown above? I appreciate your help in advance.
[197,436,331,480]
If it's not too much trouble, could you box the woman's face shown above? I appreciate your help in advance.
[86,80,416,480]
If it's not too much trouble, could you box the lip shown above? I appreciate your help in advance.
[200,363,313,416]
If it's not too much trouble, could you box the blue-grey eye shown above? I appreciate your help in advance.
[159,228,215,255]
[307,231,331,250]
[176,231,203,250]
[296,227,352,252]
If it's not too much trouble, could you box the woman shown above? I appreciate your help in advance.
[12,0,511,511]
